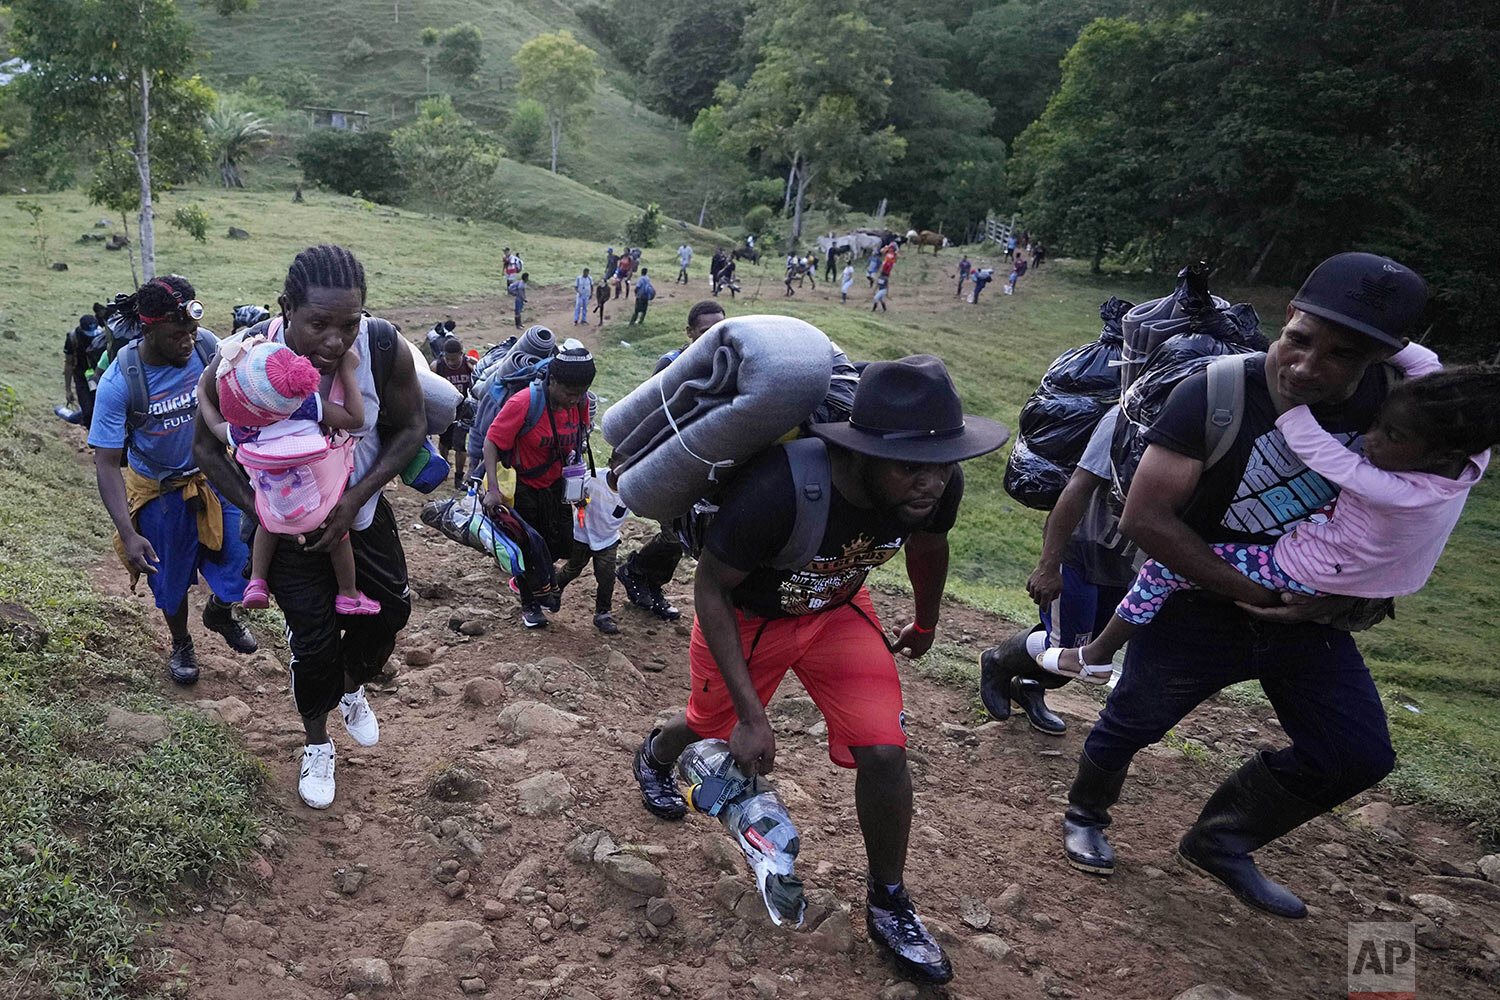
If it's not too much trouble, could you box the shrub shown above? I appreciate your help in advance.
[623,202,663,248]
[169,202,210,242]
[506,99,547,164]
[296,129,407,204]
[438,23,483,79]
[343,37,374,65]
[743,204,774,240]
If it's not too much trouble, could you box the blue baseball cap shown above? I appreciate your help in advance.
[1290,252,1427,348]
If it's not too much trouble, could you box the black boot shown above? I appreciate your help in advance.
[1063,752,1128,876]
[202,597,257,654]
[168,636,200,685]
[1010,676,1066,735]
[1177,751,1323,919]
[978,629,1037,721]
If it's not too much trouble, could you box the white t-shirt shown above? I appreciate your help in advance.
[574,473,629,549]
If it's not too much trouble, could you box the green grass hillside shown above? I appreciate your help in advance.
[184,0,710,220]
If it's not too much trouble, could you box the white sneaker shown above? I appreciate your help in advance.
[340,686,380,746]
[299,741,336,809]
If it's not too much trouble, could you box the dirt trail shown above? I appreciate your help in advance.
[79,267,1500,999]
[92,485,1495,1000]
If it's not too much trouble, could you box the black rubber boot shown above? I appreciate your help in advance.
[979,627,1040,721]
[1177,752,1323,919]
[1063,752,1128,876]
[1010,676,1066,736]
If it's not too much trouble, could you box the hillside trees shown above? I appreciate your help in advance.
[11,0,213,280]
[642,0,748,120]
[709,0,904,241]
[437,23,483,80]
[391,95,508,219]
[1011,0,1499,349]
[514,31,602,174]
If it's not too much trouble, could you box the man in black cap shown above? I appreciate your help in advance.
[1061,253,1427,919]
[629,355,1008,985]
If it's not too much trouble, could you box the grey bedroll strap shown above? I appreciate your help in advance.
[1203,354,1246,471]
[771,437,832,570]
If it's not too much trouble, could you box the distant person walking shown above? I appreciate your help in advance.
[595,276,610,325]
[63,313,105,427]
[971,267,994,303]
[629,269,656,325]
[604,247,620,284]
[841,262,855,303]
[508,272,528,329]
[431,338,478,489]
[503,247,523,286]
[956,255,972,297]
[614,252,636,299]
[573,268,594,325]
[866,252,881,287]
[872,274,889,312]
[676,244,693,284]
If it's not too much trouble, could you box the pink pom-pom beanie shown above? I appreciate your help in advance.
[217,339,322,427]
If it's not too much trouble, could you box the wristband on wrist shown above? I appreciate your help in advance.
[911,622,935,635]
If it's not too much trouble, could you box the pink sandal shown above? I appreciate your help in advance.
[242,579,271,610]
[334,592,382,616]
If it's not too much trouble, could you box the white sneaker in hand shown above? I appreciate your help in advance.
[340,685,380,746]
[299,741,336,809]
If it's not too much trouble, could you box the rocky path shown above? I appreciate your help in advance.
[90,479,1499,1000]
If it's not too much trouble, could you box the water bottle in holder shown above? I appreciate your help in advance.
[676,739,807,927]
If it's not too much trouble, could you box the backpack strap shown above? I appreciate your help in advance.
[120,340,150,433]
[363,316,400,399]
[508,381,556,478]
[1203,354,1247,471]
[770,437,832,570]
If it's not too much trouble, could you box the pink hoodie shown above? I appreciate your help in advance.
[1272,343,1489,597]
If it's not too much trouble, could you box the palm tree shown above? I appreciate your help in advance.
[204,106,271,188]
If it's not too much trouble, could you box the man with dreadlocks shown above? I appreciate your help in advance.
[89,275,258,686]
[1056,253,1449,921]
[194,245,428,810]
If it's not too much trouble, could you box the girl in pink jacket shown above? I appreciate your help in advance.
[1042,342,1498,683]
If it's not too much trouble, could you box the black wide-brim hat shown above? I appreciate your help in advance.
[808,354,1010,463]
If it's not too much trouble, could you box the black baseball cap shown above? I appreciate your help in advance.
[1290,252,1427,348]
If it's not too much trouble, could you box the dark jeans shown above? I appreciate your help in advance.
[627,524,683,588]
[556,539,619,613]
[514,478,569,562]
[1023,563,1127,690]
[629,298,649,324]
[270,496,412,720]
[1085,592,1395,809]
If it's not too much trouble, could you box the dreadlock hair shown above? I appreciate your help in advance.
[1387,365,1500,458]
[115,274,196,326]
[687,299,724,329]
[282,244,367,311]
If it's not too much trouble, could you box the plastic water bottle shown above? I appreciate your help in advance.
[676,739,807,927]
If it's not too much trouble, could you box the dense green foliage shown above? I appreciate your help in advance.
[295,128,406,203]
[391,95,509,221]
[1012,0,1500,355]
[514,30,603,174]
[436,22,483,80]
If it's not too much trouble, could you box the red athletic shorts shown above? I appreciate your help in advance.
[685,587,906,768]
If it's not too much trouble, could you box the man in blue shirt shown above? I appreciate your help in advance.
[628,268,656,325]
[88,276,256,684]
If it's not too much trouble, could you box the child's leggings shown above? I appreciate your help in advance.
[1116,542,1318,626]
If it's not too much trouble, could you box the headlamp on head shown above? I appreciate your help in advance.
[183,299,205,321]
[139,277,205,326]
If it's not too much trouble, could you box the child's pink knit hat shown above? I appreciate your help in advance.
[216,336,322,428]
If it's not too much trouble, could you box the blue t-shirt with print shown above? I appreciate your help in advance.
[88,332,218,481]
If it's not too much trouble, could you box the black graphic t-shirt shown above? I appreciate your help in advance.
[1145,353,1390,545]
[707,449,964,619]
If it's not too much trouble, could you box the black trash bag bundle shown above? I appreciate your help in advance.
[1119,262,1234,394]
[1002,296,1132,510]
[1110,266,1268,506]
